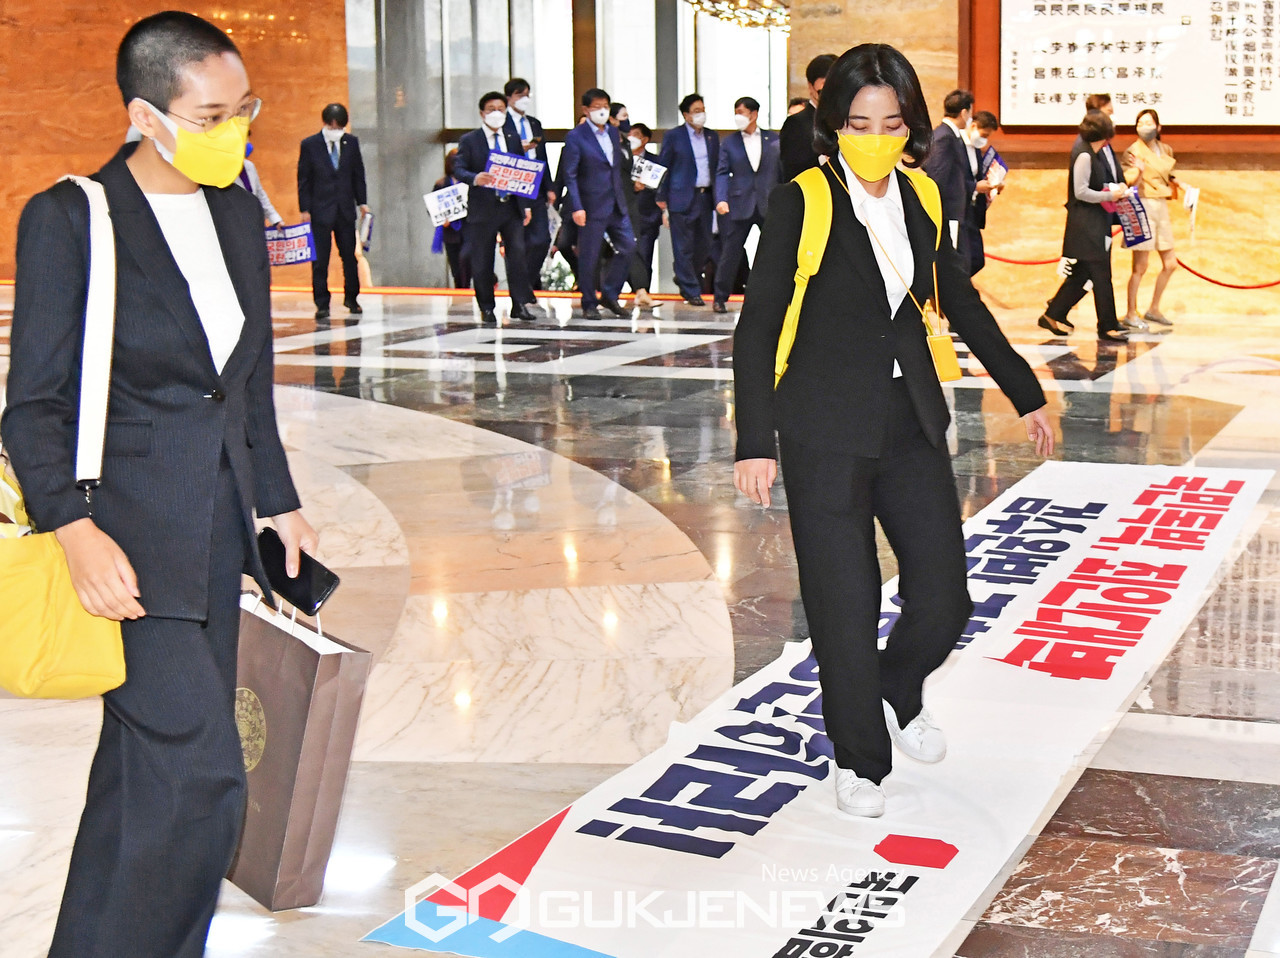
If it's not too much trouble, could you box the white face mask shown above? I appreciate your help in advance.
[628,135,642,151]
[690,111,707,129]
[971,134,988,149]
[1137,123,1158,142]
[733,114,751,131]
[482,110,506,131]
[322,126,344,143]
[513,95,532,114]
[588,107,610,126]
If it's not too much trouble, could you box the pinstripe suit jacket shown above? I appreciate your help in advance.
[1,144,300,621]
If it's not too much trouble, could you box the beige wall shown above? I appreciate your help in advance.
[788,0,1280,314]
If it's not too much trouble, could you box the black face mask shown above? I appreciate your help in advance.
[617,119,631,135]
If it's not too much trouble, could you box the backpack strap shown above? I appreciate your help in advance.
[774,166,833,388]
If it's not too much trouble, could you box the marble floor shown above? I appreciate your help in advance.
[2,286,1280,957]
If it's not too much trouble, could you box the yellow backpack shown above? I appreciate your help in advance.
[773,162,955,387]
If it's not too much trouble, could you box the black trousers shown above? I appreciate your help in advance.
[524,198,552,291]
[669,190,713,299]
[444,239,470,289]
[629,220,661,292]
[779,380,972,784]
[1045,254,1119,333]
[465,202,533,312]
[713,211,764,304]
[49,464,250,958]
[311,217,359,309]
[577,207,636,308]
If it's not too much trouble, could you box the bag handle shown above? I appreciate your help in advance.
[59,176,117,495]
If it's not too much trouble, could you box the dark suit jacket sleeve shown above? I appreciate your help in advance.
[715,137,732,207]
[453,134,480,186]
[351,137,368,207]
[778,109,812,181]
[655,132,676,204]
[562,129,585,213]
[0,188,94,533]
[297,141,313,214]
[935,227,1045,417]
[732,182,804,461]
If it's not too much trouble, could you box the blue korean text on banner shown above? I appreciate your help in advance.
[483,153,546,199]
[1112,188,1155,247]
[265,223,318,266]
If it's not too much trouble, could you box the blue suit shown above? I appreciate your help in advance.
[713,128,780,304]
[656,123,720,299]
[504,109,553,290]
[561,121,636,309]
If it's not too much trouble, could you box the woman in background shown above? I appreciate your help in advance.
[1122,108,1179,329]
[432,149,471,288]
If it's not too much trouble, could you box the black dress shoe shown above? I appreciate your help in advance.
[1098,328,1129,343]
[344,300,362,314]
[683,294,706,306]
[712,301,728,314]
[510,305,536,322]
[582,307,603,320]
[315,308,330,320]
[1037,314,1070,337]
[1059,316,1075,329]
[480,309,497,325]
[600,297,629,318]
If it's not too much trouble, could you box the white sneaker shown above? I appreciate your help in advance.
[833,768,885,817]
[883,700,947,763]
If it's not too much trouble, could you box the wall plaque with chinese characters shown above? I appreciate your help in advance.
[1001,0,1278,125]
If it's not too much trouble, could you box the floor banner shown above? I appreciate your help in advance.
[365,462,1270,957]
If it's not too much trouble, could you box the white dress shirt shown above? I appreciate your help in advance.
[742,129,762,172]
[145,190,245,374]
[508,107,538,159]
[591,123,615,165]
[838,154,913,378]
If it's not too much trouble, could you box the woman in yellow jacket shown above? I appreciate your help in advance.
[1121,109,1178,329]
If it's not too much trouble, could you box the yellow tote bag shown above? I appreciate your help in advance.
[0,175,125,699]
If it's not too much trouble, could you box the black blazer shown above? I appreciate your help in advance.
[733,162,1045,461]
[297,131,368,225]
[779,103,820,181]
[453,126,533,224]
[502,110,552,201]
[1,145,301,621]
[923,123,976,227]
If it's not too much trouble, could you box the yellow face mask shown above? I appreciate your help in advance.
[837,132,908,183]
[141,101,251,189]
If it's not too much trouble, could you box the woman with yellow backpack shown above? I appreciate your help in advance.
[733,43,1055,818]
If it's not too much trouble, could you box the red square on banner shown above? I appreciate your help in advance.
[874,834,959,869]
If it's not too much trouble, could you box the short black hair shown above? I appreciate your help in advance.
[788,96,809,108]
[973,110,1000,132]
[610,102,627,117]
[322,103,349,126]
[581,87,610,107]
[813,43,933,167]
[1079,110,1114,142]
[504,77,530,98]
[679,93,704,115]
[806,54,838,87]
[116,11,240,111]
[735,96,760,113]
[479,91,507,111]
[943,89,974,118]
[1085,93,1112,111]
[631,122,652,139]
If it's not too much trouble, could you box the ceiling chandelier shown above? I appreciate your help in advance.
[686,0,790,30]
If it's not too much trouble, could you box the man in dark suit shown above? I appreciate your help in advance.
[964,110,1004,275]
[778,54,837,180]
[297,102,369,320]
[713,96,780,313]
[453,91,538,325]
[561,88,636,319]
[1,13,317,955]
[656,92,720,305]
[503,77,554,292]
[626,123,664,309]
[923,89,982,266]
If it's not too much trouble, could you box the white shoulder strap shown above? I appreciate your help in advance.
[59,175,117,490]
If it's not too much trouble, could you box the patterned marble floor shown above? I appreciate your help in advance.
[2,287,1280,957]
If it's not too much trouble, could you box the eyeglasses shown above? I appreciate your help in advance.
[167,97,262,134]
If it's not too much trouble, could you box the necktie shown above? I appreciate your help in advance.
[329,140,339,170]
